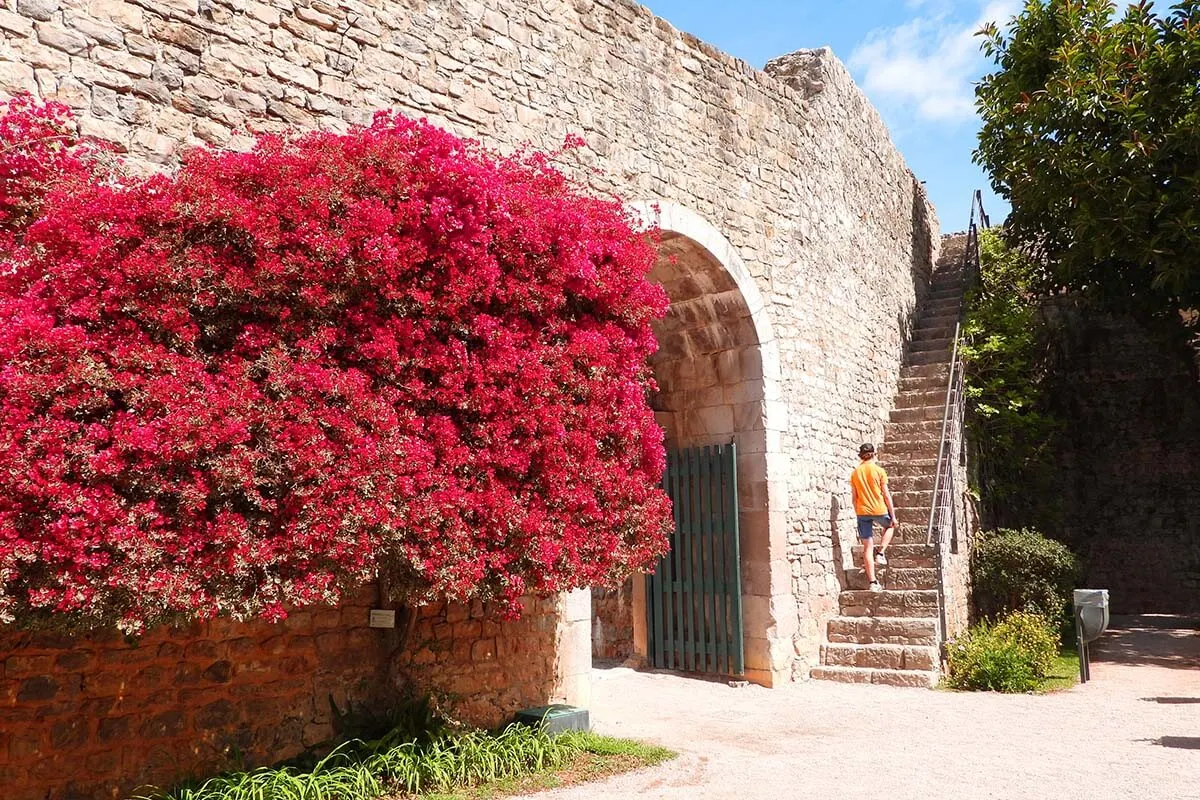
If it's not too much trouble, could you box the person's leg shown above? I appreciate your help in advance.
[878,516,896,556]
[857,517,876,583]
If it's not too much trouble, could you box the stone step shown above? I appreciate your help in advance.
[922,306,961,320]
[840,588,939,617]
[844,521,931,546]
[894,389,946,409]
[898,375,948,393]
[820,642,940,671]
[905,349,952,366]
[888,474,935,491]
[918,313,960,330]
[883,420,942,440]
[900,363,949,380]
[927,282,964,295]
[892,488,934,506]
[826,615,939,646]
[907,337,954,354]
[911,324,958,341]
[876,522,932,544]
[923,296,962,310]
[888,453,940,465]
[845,567,938,590]
[925,293,963,307]
[889,405,944,424]
[810,665,938,688]
[879,440,941,457]
[888,462,940,482]
[891,507,933,521]
[850,543,936,568]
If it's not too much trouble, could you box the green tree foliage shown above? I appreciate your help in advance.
[961,230,1059,526]
[976,0,1200,314]
[972,528,1080,621]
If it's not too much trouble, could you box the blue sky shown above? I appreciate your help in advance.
[638,0,1020,230]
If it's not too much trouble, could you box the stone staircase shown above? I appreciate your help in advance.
[811,236,967,687]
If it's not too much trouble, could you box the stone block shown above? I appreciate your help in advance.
[78,116,131,149]
[0,9,34,36]
[37,22,89,54]
[267,58,319,91]
[149,20,206,53]
[72,58,133,90]
[18,0,60,22]
[68,13,125,46]
[93,46,154,77]
[902,646,937,671]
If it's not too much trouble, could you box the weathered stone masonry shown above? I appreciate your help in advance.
[0,0,939,793]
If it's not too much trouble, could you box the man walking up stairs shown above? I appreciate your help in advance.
[812,235,968,687]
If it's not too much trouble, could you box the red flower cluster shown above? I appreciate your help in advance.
[0,100,671,630]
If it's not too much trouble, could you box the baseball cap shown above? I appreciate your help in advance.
[858,443,876,456]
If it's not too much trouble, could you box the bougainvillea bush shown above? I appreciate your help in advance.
[0,97,672,631]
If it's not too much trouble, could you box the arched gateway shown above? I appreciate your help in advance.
[592,202,796,687]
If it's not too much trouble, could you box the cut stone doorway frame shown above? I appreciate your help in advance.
[625,201,795,687]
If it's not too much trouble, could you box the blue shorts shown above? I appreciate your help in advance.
[856,514,895,540]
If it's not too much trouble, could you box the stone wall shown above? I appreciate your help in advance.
[0,591,577,800]
[763,51,939,677]
[0,0,938,683]
[1042,305,1200,614]
[592,584,634,662]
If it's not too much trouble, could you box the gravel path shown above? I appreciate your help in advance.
[521,616,1200,800]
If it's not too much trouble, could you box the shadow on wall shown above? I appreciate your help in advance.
[895,177,940,365]
[911,177,937,282]
[829,493,848,587]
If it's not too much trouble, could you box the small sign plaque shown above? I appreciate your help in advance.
[368,609,396,628]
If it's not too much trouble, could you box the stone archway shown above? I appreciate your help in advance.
[591,202,795,687]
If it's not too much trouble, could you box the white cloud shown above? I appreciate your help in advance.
[849,1,1020,125]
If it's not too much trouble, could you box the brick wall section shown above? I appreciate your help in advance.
[0,592,567,800]
[1042,304,1200,613]
[0,0,938,680]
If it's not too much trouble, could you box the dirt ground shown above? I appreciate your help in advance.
[519,615,1200,800]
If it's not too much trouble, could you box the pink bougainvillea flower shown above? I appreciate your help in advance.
[0,99,671,631]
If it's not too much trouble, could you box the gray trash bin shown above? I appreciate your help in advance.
[1073,588,1110,683]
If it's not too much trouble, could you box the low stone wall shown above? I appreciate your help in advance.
[940,486,975,641]
[0,590,583,800]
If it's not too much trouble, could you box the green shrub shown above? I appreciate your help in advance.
[992,611,1058,678]
[947,624,1036,692]
[972,528,1079,620]
[947,611,1061,692]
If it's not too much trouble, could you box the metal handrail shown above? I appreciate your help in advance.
[926,192,988,548]
[925,326,961,545]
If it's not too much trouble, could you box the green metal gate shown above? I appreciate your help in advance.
[646,444,744,676]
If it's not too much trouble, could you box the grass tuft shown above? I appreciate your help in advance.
[1036,648,1081,693]
[131,725,674,800]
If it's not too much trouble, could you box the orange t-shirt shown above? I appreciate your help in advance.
[850,461,889,516]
